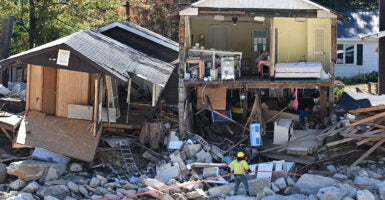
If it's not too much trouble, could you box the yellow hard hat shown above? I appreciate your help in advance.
[237,152,245,158]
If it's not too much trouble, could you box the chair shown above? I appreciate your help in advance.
[257,60,271,79]
[241,57,251,75]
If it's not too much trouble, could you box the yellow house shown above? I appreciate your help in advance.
[178,0,348,134]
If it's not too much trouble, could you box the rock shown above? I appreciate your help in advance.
[208,178,271,197]
[96,175,108,186]
[261,194,308,200]
[90,194,103,199]
[78,185,88,197]
[69,163,83,172]
[333,173,348,181]
[7,160,66,181]
[183,144,202,159]
[377,181,385,200]
[116,188,136,196]
[367,170,383,179]
[186,189,207,199]
[263,187,275,195]
[283,187,292,195]
[66,181,79,193]
[308,194,318,200]
[0,163,7,184]
[342,197,354,200]
[195,149,212,163]
[347,166,361,178]
[64,197,77,200]
[326,165,337,173]
[293,174,337,195]
[274,177,287,190]
[94,186,111,196]
[44,196,60,200]
[10,192,35,200]
[89,177,101,188]
[155,162,181,182]
[316,186,346,200]
[257,191,265,200]
[37,185,70,199]
[358,170,369,178]
[122,182,138,190]
[169,151,189,177]
[104,182,121,189]
[138,186,174,200]
[354,176,381,191]
[9,179,26,191]
[45,167,63,182]
[286,177,295,186]
[85,185,96,193]
[357,189,375,200]
[142,178,167,190]
[271,183,280,193]
[22,181,40,193]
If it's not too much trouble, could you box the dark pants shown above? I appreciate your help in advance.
[234,174,249,195]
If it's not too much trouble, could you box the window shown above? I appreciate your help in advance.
[253,30,268,53]
[336,44,363,65]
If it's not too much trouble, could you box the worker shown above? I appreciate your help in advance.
[228,151,251,196]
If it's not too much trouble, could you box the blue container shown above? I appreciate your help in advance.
[250,123,262,147]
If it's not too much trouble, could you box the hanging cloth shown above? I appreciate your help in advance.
[293,88,299,111]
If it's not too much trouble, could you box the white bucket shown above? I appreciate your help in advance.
[210,69,218,80]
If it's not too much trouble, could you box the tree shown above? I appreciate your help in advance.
[0,0,126,54]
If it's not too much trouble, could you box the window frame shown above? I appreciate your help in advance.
[336,43,363,66]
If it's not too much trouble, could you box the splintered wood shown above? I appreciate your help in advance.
[322,105,385,167]
[139,122,164,150]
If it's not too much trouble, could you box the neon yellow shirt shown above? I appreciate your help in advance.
[229,159,249,175]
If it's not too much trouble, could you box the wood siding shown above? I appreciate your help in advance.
[335,40,379,77]
[56,69,90,117]
[28,65,43,111]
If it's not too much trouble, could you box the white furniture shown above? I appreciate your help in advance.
[188,49,242,79]
[274,62,323,78]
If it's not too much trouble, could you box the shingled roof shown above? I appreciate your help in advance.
[0,30,175,87]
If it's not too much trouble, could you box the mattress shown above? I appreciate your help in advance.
[275,62,322,78]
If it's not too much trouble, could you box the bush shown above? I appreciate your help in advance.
[336,71,378,85]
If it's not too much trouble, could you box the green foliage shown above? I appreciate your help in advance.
[312,0,379,10]
[336,71,378,85]
[0,0,126,54]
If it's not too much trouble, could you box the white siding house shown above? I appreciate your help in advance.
[336,11,379,77]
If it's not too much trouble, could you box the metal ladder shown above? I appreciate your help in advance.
[119,141,141,176]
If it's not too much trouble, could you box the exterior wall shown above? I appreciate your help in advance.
[56,69,90,117]
[335,39,378,77]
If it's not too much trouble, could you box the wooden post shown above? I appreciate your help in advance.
[178,16,187,134]
[379,0,385,94]
[126,78,131,123]
[320,86,327,127]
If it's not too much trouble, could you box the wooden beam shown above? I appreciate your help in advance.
[350,138,385,167]
[319,86,327,127]
[356,138,381,146]
[184,80,333,89]
[350,111,385,126]
[326,137,358,147]
[102,123,141,130]
[349,105,385,114]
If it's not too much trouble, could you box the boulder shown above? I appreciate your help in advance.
[37,185,70,199]
[9,179,26,191]
[356,189,375,200]
[7,160,66,181]
[22,181,40,193]
[208,178,271,197]
[293,174,337,194]
[0,163,7,184]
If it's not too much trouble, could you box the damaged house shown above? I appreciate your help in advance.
[0,22,179,162]
[177,0,348,142]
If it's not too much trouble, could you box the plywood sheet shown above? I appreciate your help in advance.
[196,87,226,110]
[16,111,100,162]
[28,65,43,111]
[56,69,90,117]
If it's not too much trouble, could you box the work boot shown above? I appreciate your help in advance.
[246,191,250,196]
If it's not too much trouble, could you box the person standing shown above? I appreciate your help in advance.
[228,151,251,196]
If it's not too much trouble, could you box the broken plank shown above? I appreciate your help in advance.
[350,138,385,167]
[356,138,381,146]
[102,123,141,130]
[349,105,385,114]
[350,111,385,126]
[326,137,358,147]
